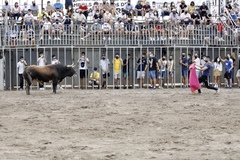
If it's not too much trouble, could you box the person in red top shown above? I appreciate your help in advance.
[215,18,224,41]
[79,3,88,19]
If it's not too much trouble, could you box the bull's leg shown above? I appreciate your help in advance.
[23,71,32,95]
[52,79,58,94]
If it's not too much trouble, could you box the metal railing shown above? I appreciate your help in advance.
[1,23,238,47]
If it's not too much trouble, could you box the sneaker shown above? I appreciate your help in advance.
[169,37,175,40]
[54,37,57,40]
[40,36,43,40]
[57,37,61,40]
[108,37,111,40]
[48,36,51,40]
[216,88,220,94]
[161,37,166,40]
[81,38,85,41]
[39,88,45,91]
[149,37,153,41]
[156,37,160,41]
[59,87,64,90]
[103,37,106,40]
[158,86,163,89]
[19,88,23,91]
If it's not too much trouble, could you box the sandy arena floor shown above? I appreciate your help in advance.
[0,88,240,160]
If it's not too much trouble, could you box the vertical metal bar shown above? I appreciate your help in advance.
[120,47,122,89]
[133,47,136,89]
[91,47,94,90]
[112,47,115,89]
[174,44,176,88]
[78,47,80,89]
[9,49,12,91]
[16,48,18,90]
[85,47,88,89]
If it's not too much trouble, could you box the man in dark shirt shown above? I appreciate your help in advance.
[179,0,187,14]
[123,54,131,89]
[148,52,158,89]
[197,56,219,94]
[137,53,147,88]
[236,56,240,88]
[179,52,188,88]
[135,1,143,16]
[200,2,209,17]
[191,10,201,25]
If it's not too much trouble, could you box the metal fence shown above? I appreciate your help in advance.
[2,45,239,90]
[0,23,238,47]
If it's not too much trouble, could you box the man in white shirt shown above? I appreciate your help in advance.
[21,2,29,16]
[114,17,125,37]
[103,10,113,25]
[99,53,110,89]
[17,56,27,90]
[193,52,201,78]
[78,52,90,89]
[40,17,52,40]
[145,10,155,25]
[51,9,63,22]
[30,0,39,16]
[2,0,12,17]
[51,55,60,64]
[158,56,167,88]
[169,9,180,25]
[102,20,112,40]
[52,19,63,40]
[37,52,47,90]
[180,9,192,25]
[73,11,86,24]
[24,9,35,27]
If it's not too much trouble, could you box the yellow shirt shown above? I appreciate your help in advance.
[113,58,121,72]
[90,72,100,80]
[37,12,49,19]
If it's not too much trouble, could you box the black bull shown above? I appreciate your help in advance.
[23,64,76,95]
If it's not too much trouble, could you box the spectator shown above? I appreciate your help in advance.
[93,10,103,24]
[229,53,236,86]
[148,52,158,89]
[179,52,188,88]
[228,9,238,26]
[30,0,39,16]
[233,3,240,15]
[187,54,193,78]
[23,9,35,28]
[204,11,213,26]
[127,9,135,20]
[52,19,63,40]
[99,53,110,89]
[79,23,88,38]
[124,0,134,15]
[136,53,147,88]
[74,11,86,24]
[180,9,192,25]
[125,20,140,39]
[179,22,194,39]
[204,24,220,45]
[81,19,102,40]
[37,8,49,26]
[2,0,12,18]
[109,0,116,16]
[179,0,187,14]
[37,52,47,90]
[155,24,166,40]
[51,9,63,22]
[191,10,201,25]
[145,9,155,25]
[213,56,222,88]
[169,9,179,25]
[168,55,175,88]
[143,1,151,14]
[192,52,201,78]
[6,22,19,45]
[102,20,112,40]
[161,2,170,17]
[200,1,208,18]
[135,1,143,17]
[62,12,73,34]
[92,2,100,16]
[158,55,167,88]
[46,1,55,15]
[225,0,232,12]
[123,54,131,89]
[21,2,29,17]
[188,1,195,15]
[12,2,21,20]
[89,67,100,88]
[147,22,156,41]
[24,26,35,45]
[114,17,125,36]
[78,52,90,89]
[65,0,73,11]
[170,1,176,11]
[103,10,113,25]
[236,54,240,88]
[54,0,64,13]
[100,0,110,11]
[51,55,60,64]
[151,1,158,11]
[223,56,233,88]
[17,56,27,91]
[112,53,123,89]
[79,3,88,19]
[40,17,52,40]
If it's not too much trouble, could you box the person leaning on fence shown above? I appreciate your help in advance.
[78,52,90,89]
[236,54,240,88]
[89,67,100,89]
[158,55,167,89]
[168,55,175,89]
[99,53,110,89]
[222,56,233,88]
[179,52,188,88]
[137,53,147,88]
[81,20,102,40]
[37,52,47,90]
[2,0,12,18]
[123,54,132,89]
[148,52,158,89]
[17,56,27,91]
[112,53,123,89]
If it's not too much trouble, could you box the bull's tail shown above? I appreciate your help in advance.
[23,69,32,95]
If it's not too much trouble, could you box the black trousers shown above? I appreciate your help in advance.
[198,75,217,93]
[19,74,24,89]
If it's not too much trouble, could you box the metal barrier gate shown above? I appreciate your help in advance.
[2,45,240,90]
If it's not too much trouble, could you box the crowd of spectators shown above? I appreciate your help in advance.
[1,0,240,45]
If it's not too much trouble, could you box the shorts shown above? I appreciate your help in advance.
[169,71,174,77]
[137,71,145,79]
[213,69,221,77]
[149,70,156,79]
[236,69,240,78]
[80,69,88,78]
[91,80,99,85]
[114,72,121,79]
[158,71,166,79]
[103,72,110,78]
[182,70,188,77]
[224,71,231,79]
[123,72,130,78]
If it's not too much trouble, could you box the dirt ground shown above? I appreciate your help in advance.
[0,88,240,160]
